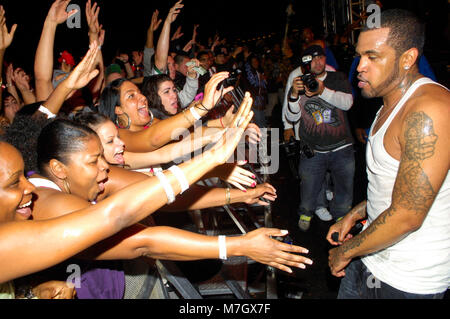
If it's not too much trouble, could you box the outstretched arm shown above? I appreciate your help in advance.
[34,0,78,101]
[121,71,234,152]
[84,223,311,274]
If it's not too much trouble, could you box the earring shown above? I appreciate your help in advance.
[62,179,71,194]
[147,109,154,127]
[115,113,131,129]
[404,65,410,70]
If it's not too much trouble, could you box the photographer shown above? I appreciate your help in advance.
[284,45,354,232]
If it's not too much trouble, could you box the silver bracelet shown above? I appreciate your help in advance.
[155,171,175,204]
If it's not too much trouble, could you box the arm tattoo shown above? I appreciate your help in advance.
[336,111,438,257]
[393,111,438,215]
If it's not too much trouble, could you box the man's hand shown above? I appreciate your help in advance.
[304,78,325,97]
[328,246,351,277]
[291,77,305,98]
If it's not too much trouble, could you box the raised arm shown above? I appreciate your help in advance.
[328,95,450,277]
[0,6,17,108]
[85,0,105,100]
[40,42,100,116]
[145,10,162,50]
[154,0,183,73]
[34,0,78,102]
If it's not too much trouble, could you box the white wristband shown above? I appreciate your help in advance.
[190,106,202,121]
[155,171,175,204]
[168,165,189,194]
[218,235,227,260]
[38,105,57,119]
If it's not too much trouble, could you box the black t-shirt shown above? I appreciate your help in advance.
[298,71,355,152]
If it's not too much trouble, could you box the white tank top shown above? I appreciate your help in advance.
[362,77,450,295]
[29,178,98,205]
[28,178,62,191]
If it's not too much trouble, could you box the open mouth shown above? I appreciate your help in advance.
[97,175,109,194]
[137,104,150,118]
[114,149,125,165]
[16,200,33,219]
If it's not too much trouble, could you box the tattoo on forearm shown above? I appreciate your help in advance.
[337,112,438,257]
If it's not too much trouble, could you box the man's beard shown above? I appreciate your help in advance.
[361,59,400,99]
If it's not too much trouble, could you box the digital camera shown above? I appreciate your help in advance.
[298,55,319,93]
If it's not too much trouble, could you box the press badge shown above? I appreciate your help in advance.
[312,111,324,125]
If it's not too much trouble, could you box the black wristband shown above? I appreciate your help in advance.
[288,95,299,103]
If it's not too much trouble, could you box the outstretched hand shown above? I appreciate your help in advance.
[242,228,312,273]
[166,0,184,24]
[202,72,234,110]
[63,41,100,90]
[86,0,101,38]
[0,6,17,51]
[47,0,78,25]
[244,183,277,206]
[208,92,254,165]
[149,10,162,32]
[216,162,256,191]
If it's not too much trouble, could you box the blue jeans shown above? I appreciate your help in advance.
[338,259,446,299]
[298,146,355,220]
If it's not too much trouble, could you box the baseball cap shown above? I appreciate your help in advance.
[302,45,325,59]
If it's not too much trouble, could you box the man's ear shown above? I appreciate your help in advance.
[49,159,68,181]
[400,47,419,70]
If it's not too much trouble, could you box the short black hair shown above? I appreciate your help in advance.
[37,118,98,178]
[362,9,425,58]
[3,112,51,173]
[174,52,190,66]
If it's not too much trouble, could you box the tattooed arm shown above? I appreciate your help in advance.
[329,95,450,277]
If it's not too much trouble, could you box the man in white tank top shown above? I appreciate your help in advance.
[326,9,449,299]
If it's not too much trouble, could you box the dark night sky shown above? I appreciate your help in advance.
[1,0,448,77]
